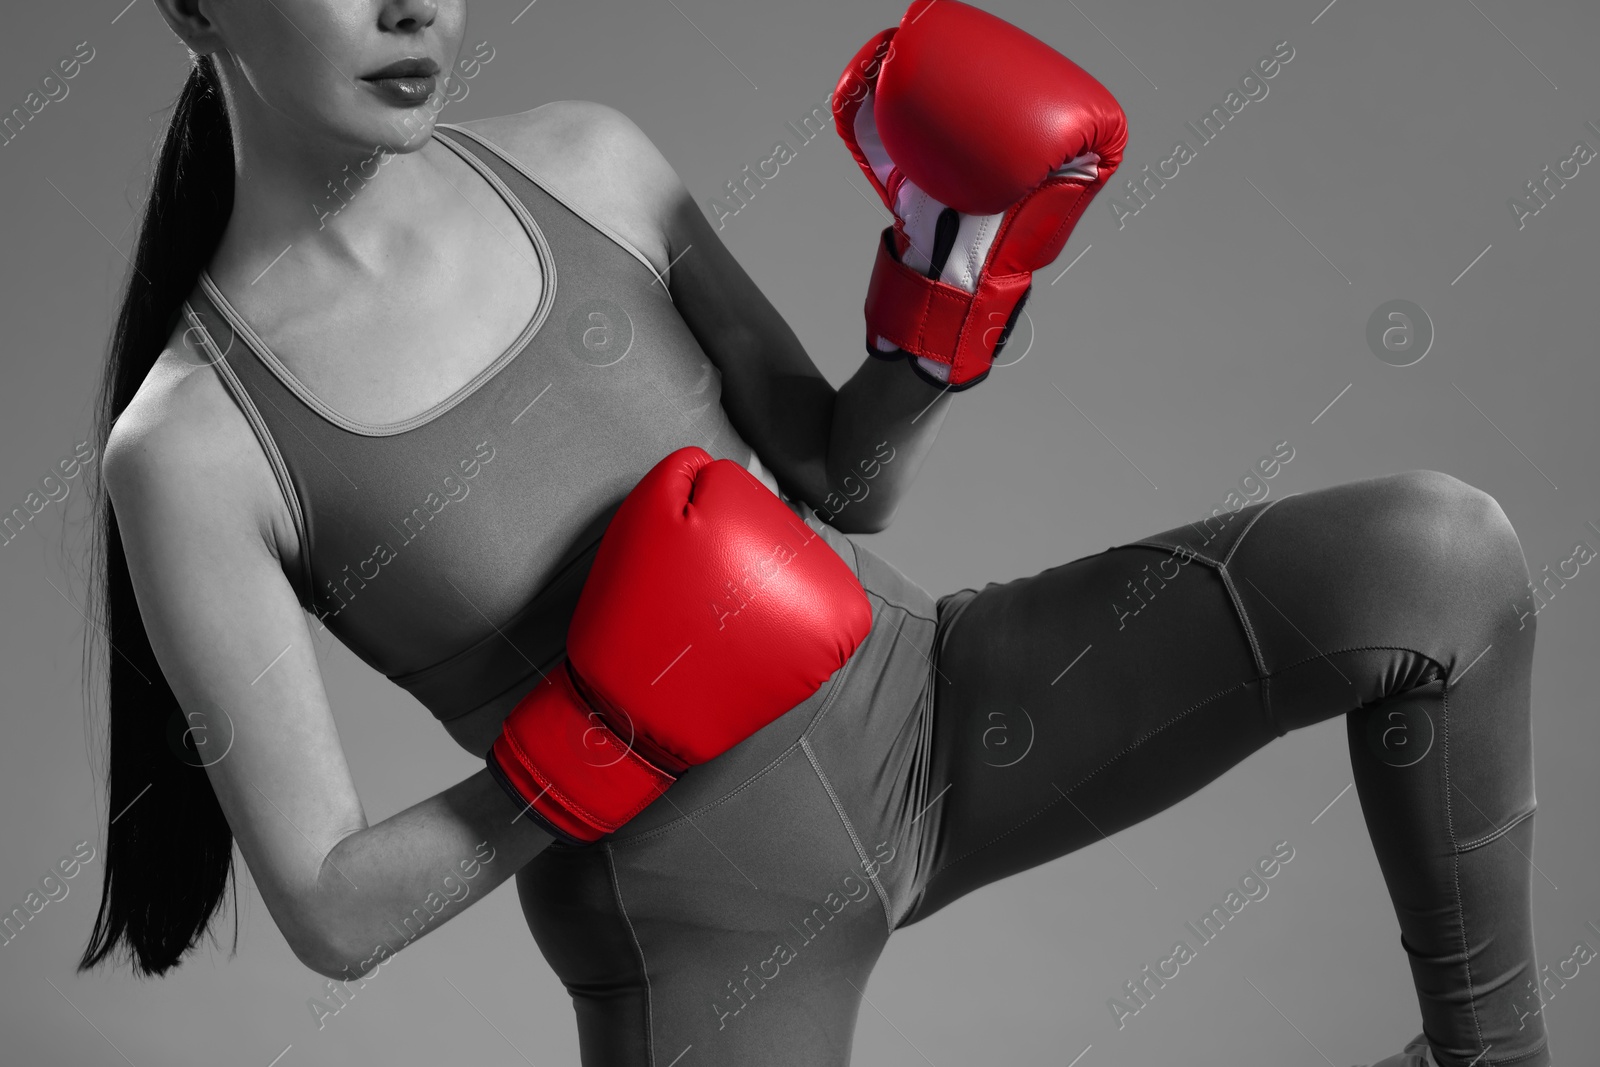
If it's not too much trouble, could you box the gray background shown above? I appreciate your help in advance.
[2,1,1597,1064]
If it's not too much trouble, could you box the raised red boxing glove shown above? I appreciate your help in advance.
[834,0,1127,389]
[488,447,874,844]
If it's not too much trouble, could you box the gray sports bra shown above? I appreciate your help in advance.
[181,122,768,723]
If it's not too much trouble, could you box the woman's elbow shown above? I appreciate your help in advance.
[294,930,390,981]
[278,898,373,980]
[287,923,357,980]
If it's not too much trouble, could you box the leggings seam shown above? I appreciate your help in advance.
[806,594,897,737]
[899,598,964,929]
[1455,805,1537,854]
[1441,678,1487,1054]
[606,844,656,1067]
[1216,496,1286,735]
[899,668,941,929]
[1128,539,1226,568]
[801,736,897,930]
[1475,1038,1549,1065]
[1129,516,1278,733]
[609,747,803,848]
[608,594,874,848]
[1216,565,1268,675]
[842,533,939,625]
[871,591,938,626]
[609,589,928,849]
[1221,495,1283,566]
[1218,565,1275,730]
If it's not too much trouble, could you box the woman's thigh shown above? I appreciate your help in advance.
[899,469,1536,926]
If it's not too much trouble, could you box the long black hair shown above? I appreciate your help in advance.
[78,53,239,977]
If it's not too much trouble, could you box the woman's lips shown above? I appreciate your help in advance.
[361,73,438,108]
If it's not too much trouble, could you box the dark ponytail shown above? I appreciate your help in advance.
[78,54,238,977]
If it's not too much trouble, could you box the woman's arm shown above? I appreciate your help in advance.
[815,356,956,533]
[647,116,957,534]
[654,177,956,533]
[105,348,551,980]
[481,102,957,534]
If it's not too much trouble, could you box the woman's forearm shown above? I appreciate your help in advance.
[302,768,551,978]
[821,356,955,533]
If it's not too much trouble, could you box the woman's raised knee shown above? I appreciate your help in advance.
[1389,470,1523,575]
[1250,470,1530,635]
[1352,470,1532,634]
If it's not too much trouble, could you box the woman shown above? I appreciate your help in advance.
[78,3,1551,1066]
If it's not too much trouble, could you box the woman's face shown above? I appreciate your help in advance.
[202,0,469,152]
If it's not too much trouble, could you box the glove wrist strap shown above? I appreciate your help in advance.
[484,757,588,846]
[863,227,1030,386]
[487,663,675,843]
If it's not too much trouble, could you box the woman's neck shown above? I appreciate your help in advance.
[211,112,462,293]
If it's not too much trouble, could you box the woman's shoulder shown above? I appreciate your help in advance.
[452,102,680,273]
[104,312,296,554]
[107,316,238,479]
[456,100,656,173]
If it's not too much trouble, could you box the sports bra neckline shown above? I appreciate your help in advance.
[195,127,558,438]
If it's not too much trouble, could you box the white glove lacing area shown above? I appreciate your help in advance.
[853,88,1100,383]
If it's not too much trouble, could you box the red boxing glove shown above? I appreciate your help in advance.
[834,0,1128,389]
[488,447,873,843]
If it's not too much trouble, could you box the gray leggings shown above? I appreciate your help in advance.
[515,470,1548,1067]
